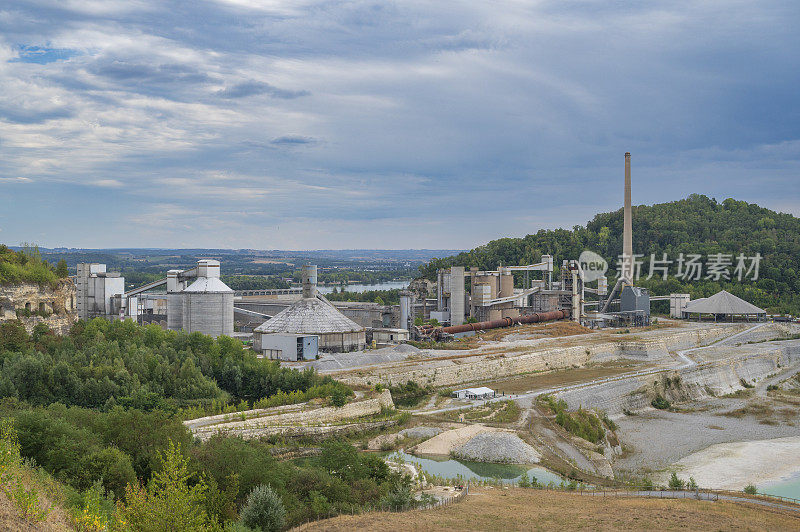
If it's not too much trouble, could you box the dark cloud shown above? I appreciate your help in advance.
[216,81,309,99]
[0,106,73,124]
[91,60,213,84]
[271,136,317,146]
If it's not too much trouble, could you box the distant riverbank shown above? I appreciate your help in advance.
[317,281,409,294]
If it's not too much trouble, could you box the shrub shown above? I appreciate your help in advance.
[687,477,698,490]
[239,485,286,532]
[668,472,685,490]
[651,396,671,410]
[330,388,347,407]
[744,484,758,495]
[117,440,217,531]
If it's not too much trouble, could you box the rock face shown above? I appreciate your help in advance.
[0,280,77,334]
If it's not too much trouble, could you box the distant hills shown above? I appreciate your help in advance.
[419,195,800,315]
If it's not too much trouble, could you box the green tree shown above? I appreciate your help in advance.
[55,259,69,278]
[668,472,685,490]
[239,485,285,532]
[118,440,218,531]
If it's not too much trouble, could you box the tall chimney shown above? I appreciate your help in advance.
[302,264,317,298]
[623,152,633,283]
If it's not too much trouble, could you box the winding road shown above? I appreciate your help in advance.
[414,323,770,416]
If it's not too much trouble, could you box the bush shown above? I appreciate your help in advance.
[668,472,685,490]
[687,477,698,490]
[744,484,758,495]
[239,485,286,532]
[651,396,671,410]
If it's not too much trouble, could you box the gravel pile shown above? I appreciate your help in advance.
[393,343,421,354]
[453,432,540,464]
[400,426,443,439]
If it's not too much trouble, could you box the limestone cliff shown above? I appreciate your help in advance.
[0,279,77,334]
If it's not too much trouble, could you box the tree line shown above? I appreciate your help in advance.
[419,195,800,314]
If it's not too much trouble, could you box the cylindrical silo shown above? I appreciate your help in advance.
[302,265,318,298]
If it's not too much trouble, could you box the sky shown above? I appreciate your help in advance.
[0,0,798,250]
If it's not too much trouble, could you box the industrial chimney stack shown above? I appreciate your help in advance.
[302,264,318,299]
[623,152,633,283]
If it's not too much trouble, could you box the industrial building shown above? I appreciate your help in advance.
[255,333,318,361]
[451,387,496,400]
[253,265,366,353]
[682,290,766,321]
[75,259,234,337]
[76,263,129,320]
[411,153,656,340]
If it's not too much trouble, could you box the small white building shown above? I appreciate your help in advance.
[372,328,410,347]
[254,332,319,361]
[451,387,496,400]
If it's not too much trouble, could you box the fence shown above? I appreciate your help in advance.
[292,482,470,529]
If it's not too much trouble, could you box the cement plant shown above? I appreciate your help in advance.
[2,1,799,528]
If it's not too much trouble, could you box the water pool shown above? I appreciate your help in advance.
[387,450,565,485]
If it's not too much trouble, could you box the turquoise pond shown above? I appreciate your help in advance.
[761,474,800,500]
[387,451,565,485]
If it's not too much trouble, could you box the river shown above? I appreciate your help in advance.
[316,281,409,294]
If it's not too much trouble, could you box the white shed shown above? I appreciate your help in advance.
[254,333,318,361]
[451,387,496,400]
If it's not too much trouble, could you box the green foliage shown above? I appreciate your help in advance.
[687,477,698,490]
[418,195,800,315]
[0,244,66,287]
[540,396,606,444]
[744,484,758,495]
[330,388,348,407]
[118,440,218,532]
[55,259,69,277]
[239,485,285,532]
[668,472,685,490]
[651,395,671,410]
[388,381,432,407]
[0,319,347,410]
[324,289,400,305]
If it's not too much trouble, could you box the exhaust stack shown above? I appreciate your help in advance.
[623,152,633,283]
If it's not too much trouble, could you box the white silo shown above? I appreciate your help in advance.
[181,260,234,337]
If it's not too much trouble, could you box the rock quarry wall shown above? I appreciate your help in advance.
[189,389,394,441]
[557,341,800,415]
[336,325,745,388]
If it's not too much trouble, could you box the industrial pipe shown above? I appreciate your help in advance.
[438,309,569,335]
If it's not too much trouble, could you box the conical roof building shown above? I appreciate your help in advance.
[683,290,766,320]
[254,265,366,353]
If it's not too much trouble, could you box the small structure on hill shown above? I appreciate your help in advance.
[682,290,766,321]
[451,387,496,400]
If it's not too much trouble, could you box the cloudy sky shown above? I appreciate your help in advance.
[0,0,798,250]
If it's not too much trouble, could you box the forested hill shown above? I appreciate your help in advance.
[420,195,800,314]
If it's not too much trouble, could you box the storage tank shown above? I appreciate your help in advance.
[181,260,234,337]
[399,291,412,330]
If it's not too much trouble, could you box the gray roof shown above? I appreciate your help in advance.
[683,290,765,315]
[184,277,233,293]
[255,296,365,334]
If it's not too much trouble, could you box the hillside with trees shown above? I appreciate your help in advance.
[0,244,69,287]
[420,195,800,315]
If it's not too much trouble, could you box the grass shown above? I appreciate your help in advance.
[296,487,800,531]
